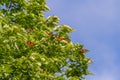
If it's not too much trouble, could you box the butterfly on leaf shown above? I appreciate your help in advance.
[80,49,89,53]
[27,41,35,46]
[56,36,64,41]
[56,36,71,43]
[27,29,34,33]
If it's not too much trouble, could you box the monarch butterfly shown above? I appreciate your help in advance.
[27,29,34,33]
[80,49,89,53]
[27,41,35,46]
[56,36,64,41]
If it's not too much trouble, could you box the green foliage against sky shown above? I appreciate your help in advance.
[0,0,92,80]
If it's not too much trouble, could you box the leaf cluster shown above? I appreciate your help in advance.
[0,0,92,80]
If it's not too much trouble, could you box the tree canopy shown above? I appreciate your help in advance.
[0,0,92,80]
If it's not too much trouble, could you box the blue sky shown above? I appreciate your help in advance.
[46,0,120,80]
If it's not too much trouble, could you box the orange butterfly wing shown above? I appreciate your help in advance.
[27,41,35,46]
[80,49,89,53]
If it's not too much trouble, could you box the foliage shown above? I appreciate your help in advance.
[0,0,92,80]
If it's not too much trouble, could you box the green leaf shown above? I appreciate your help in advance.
[0,0,92,79]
